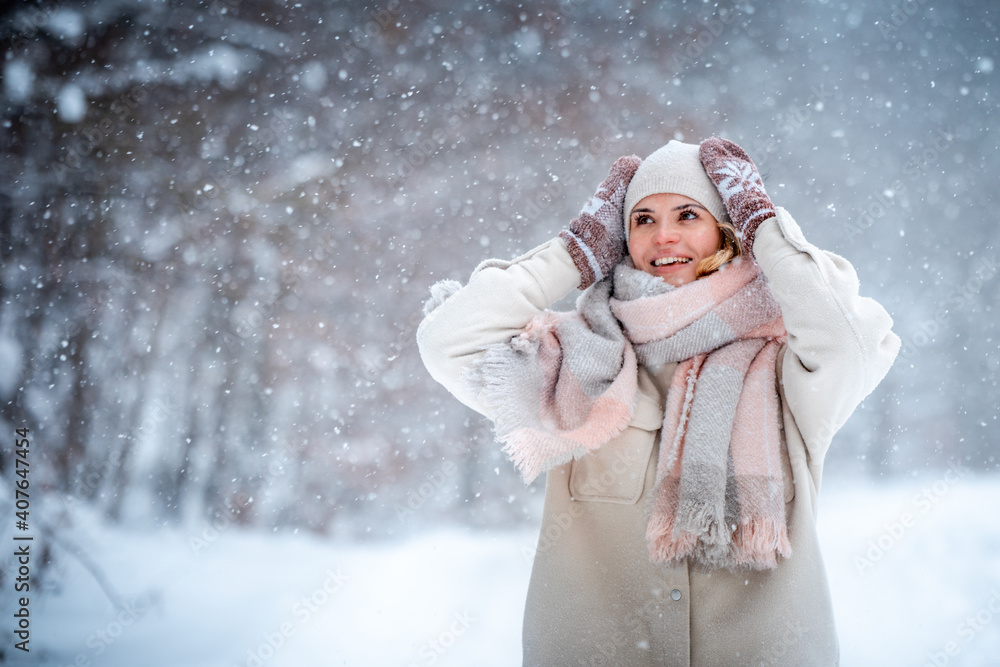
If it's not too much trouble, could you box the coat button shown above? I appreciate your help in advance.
[670,589,682,601]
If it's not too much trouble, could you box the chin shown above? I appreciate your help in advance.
[661,272,696,287]
[635,261,698,286]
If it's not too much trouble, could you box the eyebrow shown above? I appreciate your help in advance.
[630,203,707,216]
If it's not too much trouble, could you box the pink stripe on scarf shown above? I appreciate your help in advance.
[614,259,757,344]
[502,342,639,484]
[728,341,792,566]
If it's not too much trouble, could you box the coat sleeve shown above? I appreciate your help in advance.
[752,207,900,465]
[416,237,581,417]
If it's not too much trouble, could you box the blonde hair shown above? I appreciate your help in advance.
[695,219,742,279]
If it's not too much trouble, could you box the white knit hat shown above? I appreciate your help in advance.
[623,140,728,241]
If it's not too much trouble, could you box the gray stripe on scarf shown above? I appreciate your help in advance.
[637,312,736,365]
[675,363,745,546]
[562,282,628,397]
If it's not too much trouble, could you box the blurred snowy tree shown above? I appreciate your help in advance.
[0,0,997,544]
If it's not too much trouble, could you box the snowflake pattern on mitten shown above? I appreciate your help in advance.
[699,138,775,256]
[560,155,641,288]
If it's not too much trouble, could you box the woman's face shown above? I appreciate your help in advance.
[627,193,722,287]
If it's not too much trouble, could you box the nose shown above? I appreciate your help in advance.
[653,220,681,244]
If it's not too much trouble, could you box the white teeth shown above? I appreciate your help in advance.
[652,257,691,266]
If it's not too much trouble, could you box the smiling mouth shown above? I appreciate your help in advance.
[651,257,691,267]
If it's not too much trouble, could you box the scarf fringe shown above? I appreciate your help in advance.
[645,478,695,563]
[469,318,634,484]
[646,480,793,571]
[678,500,729,546]
[500,431,588,485]
[732,516,794,570]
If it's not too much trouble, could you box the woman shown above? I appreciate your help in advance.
[417,138,900,665]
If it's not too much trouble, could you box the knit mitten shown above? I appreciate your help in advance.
[559,155,641,289]
[698,137,775,256]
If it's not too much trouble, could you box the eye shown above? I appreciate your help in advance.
[678,209,698,221]
[632,214,654,226]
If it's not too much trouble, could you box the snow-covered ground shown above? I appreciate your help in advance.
[6,473,1000,666]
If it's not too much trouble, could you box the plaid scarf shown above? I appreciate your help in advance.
[468,257,792,570]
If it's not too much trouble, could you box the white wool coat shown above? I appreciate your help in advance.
[417,207,900,666]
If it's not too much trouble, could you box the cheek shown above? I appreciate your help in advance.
[694,226,722,256]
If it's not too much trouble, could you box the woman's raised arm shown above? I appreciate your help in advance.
[416,238,580,417]
[698,137,900,467]
[753,207,900,466]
